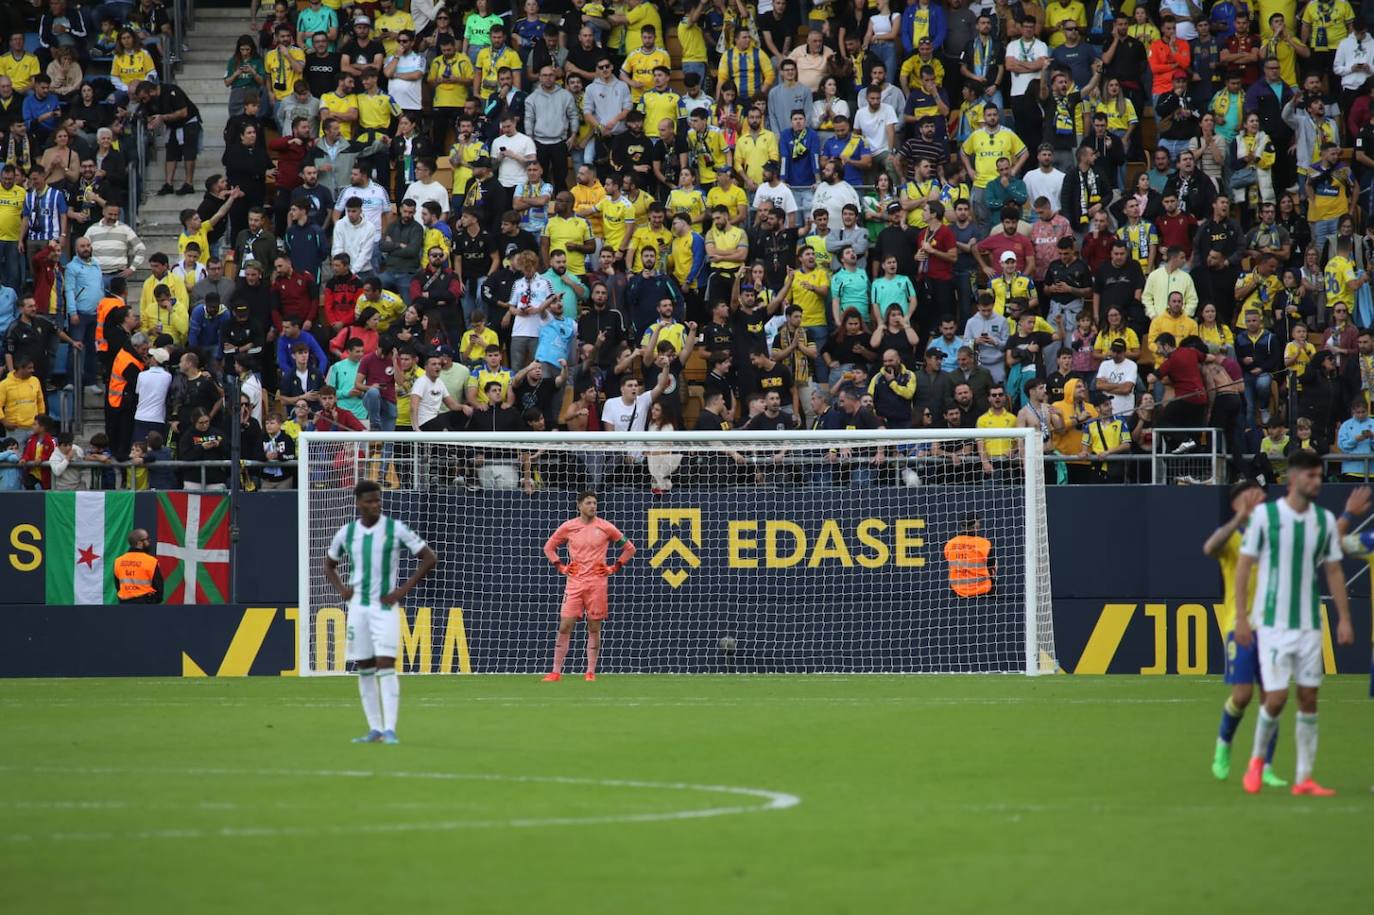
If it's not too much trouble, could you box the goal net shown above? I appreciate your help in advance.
[296,429,1056,676]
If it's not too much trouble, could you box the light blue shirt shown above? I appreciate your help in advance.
[325,358,367,421]
[534,314,577,366]
[64,256,103,318]
[1337,415,1374,478]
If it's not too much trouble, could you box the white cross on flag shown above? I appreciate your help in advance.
[156,493,231,604]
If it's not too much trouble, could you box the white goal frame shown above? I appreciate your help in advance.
[297,428,1054,676]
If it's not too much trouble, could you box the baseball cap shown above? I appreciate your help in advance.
[715,164,732,173]
[434,345,455,358]
[1000,250,1017,263]
[1109,338,1126,352]
[354,14,372,25]
[148,347,170,365]
[885,200,902,214]
[472,155,493,169]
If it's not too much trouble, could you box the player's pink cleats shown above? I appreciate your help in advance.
[1242,757,1265,794]
[584,672,596,681]
[1291,779,1337,797]
[542,672,561,682]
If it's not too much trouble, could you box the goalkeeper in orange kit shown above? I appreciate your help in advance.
[541,490,637,681]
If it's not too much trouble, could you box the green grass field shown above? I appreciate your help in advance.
[5,674,1372,914]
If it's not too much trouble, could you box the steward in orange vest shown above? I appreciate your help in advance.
[113,529,163,604]
[105,338,146,461]
[944,516,995,597]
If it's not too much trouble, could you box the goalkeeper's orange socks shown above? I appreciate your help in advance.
[551,631,570,676]
[587,631,601,677]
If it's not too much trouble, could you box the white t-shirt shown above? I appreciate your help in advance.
[752,182,797,220]
[134,366,172,423]
[1005,38,1050,96]
[853,102,899,154]
[387,51,426,109]
[509,274,555,337]
[1094,357,1139,419]
[1023,167,1066,215]
[410,373,449,428]
[402,178,449,216]
[491,132,538,188]
[333,180,392,231]
[601,390,654,431]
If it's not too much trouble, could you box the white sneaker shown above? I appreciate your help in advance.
[84,384,104,394]
[1171,440,1198,454]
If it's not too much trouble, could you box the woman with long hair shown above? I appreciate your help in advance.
[869,304,920,368]
[1189,111,1228,189]
[822,308,877,379]
[715,81,742,146]
[223,33,267,117]
[862,0,900,86]
[645,401,683,494]
[39,127,80,189]
[1233,112,1275,210]
[67,83,111,152]
[109,27,157,94]
[862,172,897,244]
[1092,306,1141,363]
[1277,192,1311,270]
[1095,76,1138,186]
[812,75,849,143]
[1197,302,1236,359]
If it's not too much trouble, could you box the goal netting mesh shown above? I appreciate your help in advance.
[297,430,1056,675]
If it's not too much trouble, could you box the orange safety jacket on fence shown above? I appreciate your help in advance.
[944,535,992,597]
[106,348,144,409]
[114,551,158,601]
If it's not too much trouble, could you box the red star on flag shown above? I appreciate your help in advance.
[76,545,99,568]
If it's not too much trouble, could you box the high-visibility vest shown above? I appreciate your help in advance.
[94,296,122,353]
[106,348,144,409]
[944,535,992,597]
[114,551,158,601]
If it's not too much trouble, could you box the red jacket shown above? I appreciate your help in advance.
[322,274,362,330]
[22,431,55,489]
[31,244,61,317]
[268,136,307,190]
[313,407,365,431]
[271,270,318,330]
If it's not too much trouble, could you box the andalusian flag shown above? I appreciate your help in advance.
[45,492,135,605]
[156,493,231,604]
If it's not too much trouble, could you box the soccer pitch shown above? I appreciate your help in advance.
[5,675,1371,914]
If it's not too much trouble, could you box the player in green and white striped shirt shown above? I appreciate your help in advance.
[324,480,437,745]
[1234,450,1355,797]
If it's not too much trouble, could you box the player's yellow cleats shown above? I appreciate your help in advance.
[1291,779,1336,797]
[1242,757,1265,794]
[584,672,596,681]
[542,672,561,682]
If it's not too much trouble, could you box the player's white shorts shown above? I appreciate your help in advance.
[1257,626,1324,692]
[346,603,400,662]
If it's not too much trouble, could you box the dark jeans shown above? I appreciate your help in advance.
[1210,392,1246,476]
[535,139,571,193]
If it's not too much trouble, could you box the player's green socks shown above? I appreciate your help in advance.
[1295,712,1318,784]
[358,667,383,733]
[378,669,400,733]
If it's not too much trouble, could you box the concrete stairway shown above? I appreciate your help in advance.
[136,6,243,263]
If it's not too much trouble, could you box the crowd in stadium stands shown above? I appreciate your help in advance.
[13,0,1374,489]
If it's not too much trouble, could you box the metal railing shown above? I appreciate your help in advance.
[129,117,147,233]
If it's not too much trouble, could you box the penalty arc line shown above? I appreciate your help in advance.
[0,766,801,844]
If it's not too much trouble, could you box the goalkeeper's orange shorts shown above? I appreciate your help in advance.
[561,576,609,620]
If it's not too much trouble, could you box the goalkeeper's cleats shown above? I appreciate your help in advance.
[542,672,561,682]
[584,672,596,681]
[1212,742,1231,780]
[380,730,400,745]
[352,729,383,744]
[1263,766,1289,788]
[1242,757,1265,794]
[1291,778,1336,797]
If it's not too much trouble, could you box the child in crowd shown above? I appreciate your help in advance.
[0,438,21,491]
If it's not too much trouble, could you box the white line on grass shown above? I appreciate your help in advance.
[0,766,800,844]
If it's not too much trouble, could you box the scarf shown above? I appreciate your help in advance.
[1076,167,1099,225]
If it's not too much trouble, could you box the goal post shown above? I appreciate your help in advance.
[297,428,1057,677]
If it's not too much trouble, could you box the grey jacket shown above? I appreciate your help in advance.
[824,225,869,271]
[304,136,390,197]
[380,217,425,274]
[767,82,812,138]
[525,85,580,144]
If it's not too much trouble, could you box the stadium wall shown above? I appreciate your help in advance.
[1,488,1371,677]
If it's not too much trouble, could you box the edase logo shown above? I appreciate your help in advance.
[648,508,702,588]
[646,508,929,588]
